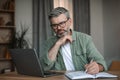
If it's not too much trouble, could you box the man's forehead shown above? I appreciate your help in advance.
[51,14,67,22]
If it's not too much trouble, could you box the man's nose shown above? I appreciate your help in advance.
[57,25,61,29]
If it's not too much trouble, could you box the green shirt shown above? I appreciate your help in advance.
[40,31,107,71]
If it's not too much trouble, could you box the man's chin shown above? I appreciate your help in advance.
[57,34,64,37]
[57,32,68,37]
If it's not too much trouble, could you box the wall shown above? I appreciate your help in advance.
[15,0,33,48]
[103,0,120,66]
[90,0,120,67]
[90,0,104,56]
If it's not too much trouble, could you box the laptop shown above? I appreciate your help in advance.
[9,49,63,77]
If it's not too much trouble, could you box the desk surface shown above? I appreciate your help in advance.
[0,71,120,80]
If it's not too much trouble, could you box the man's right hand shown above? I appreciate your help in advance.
[48,34,72,61]
[56,34,73,46]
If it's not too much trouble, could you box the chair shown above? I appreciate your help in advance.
[109,61,120,71]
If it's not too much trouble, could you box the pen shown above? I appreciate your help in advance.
[85,59,94,73]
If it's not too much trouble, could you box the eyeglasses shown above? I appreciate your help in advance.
[51,18,69,29]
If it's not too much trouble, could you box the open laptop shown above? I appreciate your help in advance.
[9,49,63,77]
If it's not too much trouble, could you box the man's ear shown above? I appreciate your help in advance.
[68,18,72,27]
[68,18,72,23]
[68,18,72,26]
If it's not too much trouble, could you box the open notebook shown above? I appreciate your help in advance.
[65,71,117,79]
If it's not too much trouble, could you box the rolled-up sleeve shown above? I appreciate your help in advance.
[39,39,56,71]
[85,35,107,71]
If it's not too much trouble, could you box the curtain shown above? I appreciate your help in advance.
[73,0,90,34]
[33,0,53,55]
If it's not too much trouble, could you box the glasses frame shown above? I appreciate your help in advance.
[51,18,69,29]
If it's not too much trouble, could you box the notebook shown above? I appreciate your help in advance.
[65,71,117,80]
[9,49,63,77]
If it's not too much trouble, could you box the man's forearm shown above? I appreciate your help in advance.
[48,42,61,61]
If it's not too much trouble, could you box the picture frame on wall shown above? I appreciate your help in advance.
[0,27,14,44]
[0,13,14,27]
[0,0,15,10]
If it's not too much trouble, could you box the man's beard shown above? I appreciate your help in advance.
[57,28,71,37]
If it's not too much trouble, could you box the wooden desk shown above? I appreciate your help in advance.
[0,71,68,80]
[0,71,120,80]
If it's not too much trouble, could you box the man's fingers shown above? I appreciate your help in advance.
[85,62,99,74]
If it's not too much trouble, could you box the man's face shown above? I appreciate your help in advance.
[50,14,72,37]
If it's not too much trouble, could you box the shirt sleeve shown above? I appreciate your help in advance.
[85,35,108,71]
[39,40,55,71]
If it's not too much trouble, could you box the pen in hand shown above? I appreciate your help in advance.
[85,59,94,73]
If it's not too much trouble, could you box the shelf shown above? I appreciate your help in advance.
[0,0,15,73]
[0,26,15,28]
[0,58,14,73]
[0,9,14,13]
[0,43,13,45]
[0,58,11,61]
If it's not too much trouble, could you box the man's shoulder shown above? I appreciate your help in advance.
[73,31,93,45]
[73,31,91,38]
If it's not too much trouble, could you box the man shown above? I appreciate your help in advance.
[40,7,107,74]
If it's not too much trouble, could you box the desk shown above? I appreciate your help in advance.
[0,71,120,80]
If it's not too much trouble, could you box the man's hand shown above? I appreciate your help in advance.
[56,34,72,46]
[48,34,72,61]
[85,61,104,74]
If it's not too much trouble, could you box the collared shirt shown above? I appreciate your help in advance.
[40,31,107,71]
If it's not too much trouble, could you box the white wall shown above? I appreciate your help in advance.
[90,0,104,56]
[103,0,120,66]
[15,0,33,48]
[90,0,120,67]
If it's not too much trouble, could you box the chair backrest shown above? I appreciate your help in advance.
[109,61,120,71]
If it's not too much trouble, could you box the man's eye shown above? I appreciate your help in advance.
[51,24,57,27]
[59,22,65,25]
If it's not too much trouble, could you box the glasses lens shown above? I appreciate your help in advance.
[51,19,69,29]
[59,21,66,27]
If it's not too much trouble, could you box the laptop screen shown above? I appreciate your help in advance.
[9,49,44,77]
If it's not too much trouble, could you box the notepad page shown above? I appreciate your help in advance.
[65,71,95,79]
[95,72,117,78]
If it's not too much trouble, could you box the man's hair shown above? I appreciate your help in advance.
[48,7,70,20]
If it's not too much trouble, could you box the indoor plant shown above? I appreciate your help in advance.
[13,23,30,49]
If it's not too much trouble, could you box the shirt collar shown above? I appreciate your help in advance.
[71,29,76,42]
